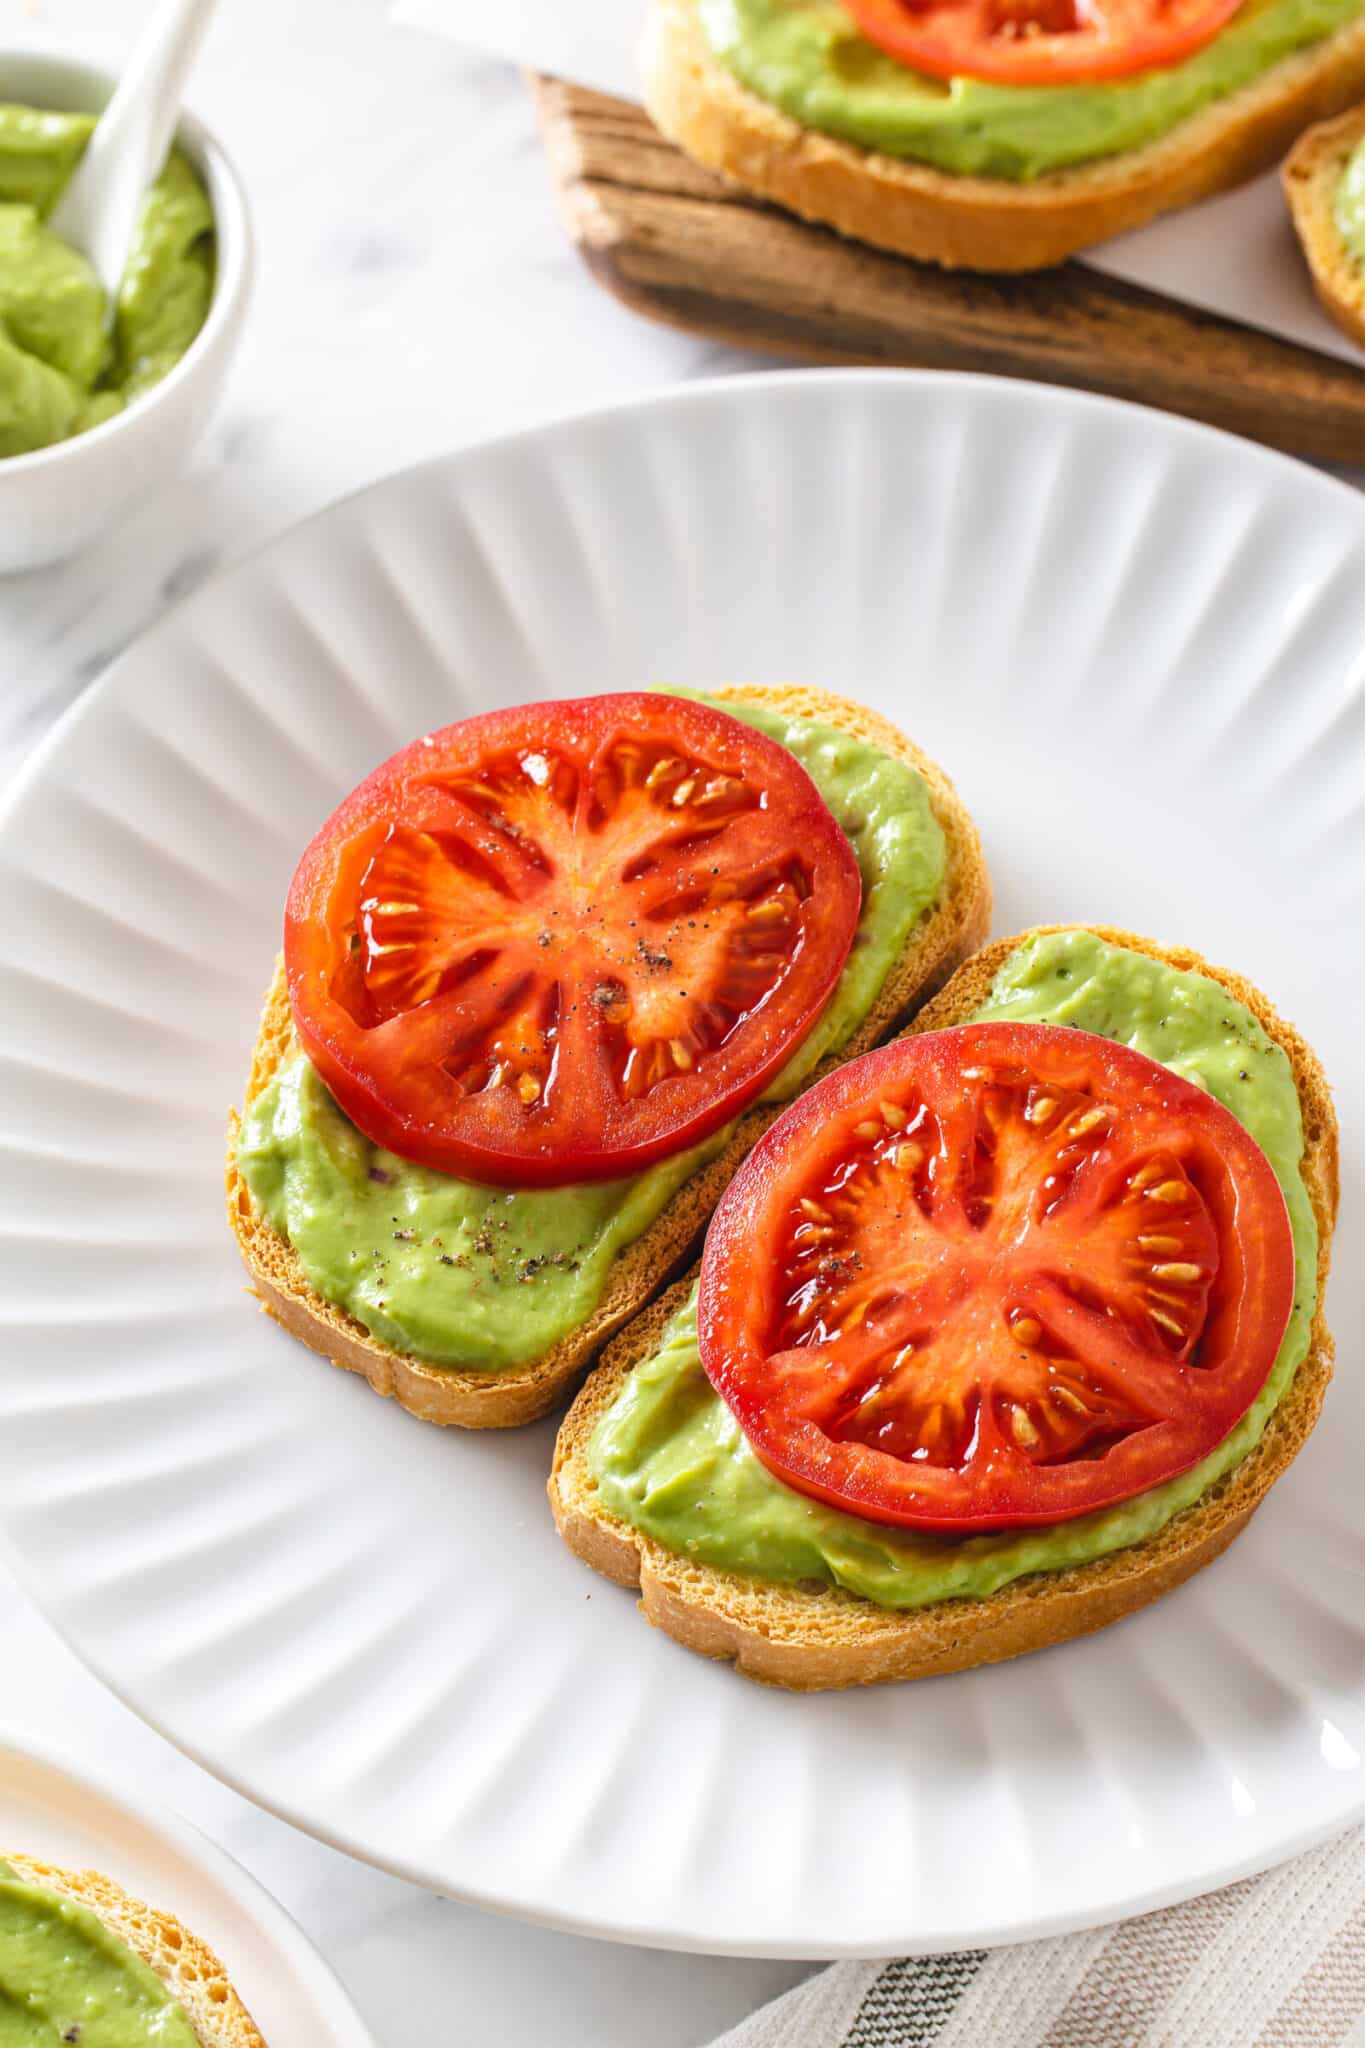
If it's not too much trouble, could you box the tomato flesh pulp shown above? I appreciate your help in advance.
[284,694,862,1187]
[845,0,1244,86]
[698,1021,1295,1531]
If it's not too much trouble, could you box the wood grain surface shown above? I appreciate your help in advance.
[531,74,1365,464]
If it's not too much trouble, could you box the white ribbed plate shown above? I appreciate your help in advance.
[0,1732,374,2043]
[1,373,1362,1958]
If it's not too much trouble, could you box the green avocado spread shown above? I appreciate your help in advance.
[236,696,946,1372]
[1333,136,1365,265]
[0,105,215,459]
[586,930,1318,1608]
[0,1861,198,2047]
[700,0,1365,179]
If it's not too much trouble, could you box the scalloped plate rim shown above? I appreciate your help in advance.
[3,361,1364,843]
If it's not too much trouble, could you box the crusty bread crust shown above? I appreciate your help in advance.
[643,0,1365,271]
[1,1854,265,2047]
[550,925,1338,1688]
[1284,100,1365,348]
[226,686,991,1429]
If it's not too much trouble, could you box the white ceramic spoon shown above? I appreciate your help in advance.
[47,0,219,319]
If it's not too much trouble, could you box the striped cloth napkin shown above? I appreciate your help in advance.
[712,1827,1365,2048]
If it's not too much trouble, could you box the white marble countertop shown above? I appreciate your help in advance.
[0,2,1357,2039]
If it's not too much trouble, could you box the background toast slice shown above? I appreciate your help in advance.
[226,685,991,1429]
[550,925,1338,1688]
[1284,100,1365,349]
[1,1853,265,2047]
[643,0,1365,271]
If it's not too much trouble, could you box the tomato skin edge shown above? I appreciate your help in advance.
[843,0,1246,89]
[698,1021,1296,1532]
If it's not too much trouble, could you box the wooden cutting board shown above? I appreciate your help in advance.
[530,74,1365,464]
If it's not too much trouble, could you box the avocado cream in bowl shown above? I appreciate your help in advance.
[0,53,252,572]
[0,105,215,458]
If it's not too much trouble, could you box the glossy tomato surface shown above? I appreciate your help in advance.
[699,1021,1295,1531]
[285,693,862,1186]
[846,0,1243,86]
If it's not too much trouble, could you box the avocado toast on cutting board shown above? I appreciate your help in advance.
[1285,98,1365,345]
[643,0,1365,270]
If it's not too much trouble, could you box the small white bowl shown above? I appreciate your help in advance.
[0,52,253,574]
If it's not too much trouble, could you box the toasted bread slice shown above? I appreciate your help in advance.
[1,1854,265,2046]
[550,925,1338,1688]
[226,686,990,1429]
[643,0,1365,272]
[1284,101,1365,349]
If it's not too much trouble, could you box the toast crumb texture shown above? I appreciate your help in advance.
[643,0,1365,270]
[225,685,991,1428]
[1284,100,1365,348]
[1,1855,266,2048]
[550,925,1339,1689]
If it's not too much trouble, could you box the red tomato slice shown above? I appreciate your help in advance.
[284,693,862,1187]
[699,1021,1295,1531]
[846,0,1243,87]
